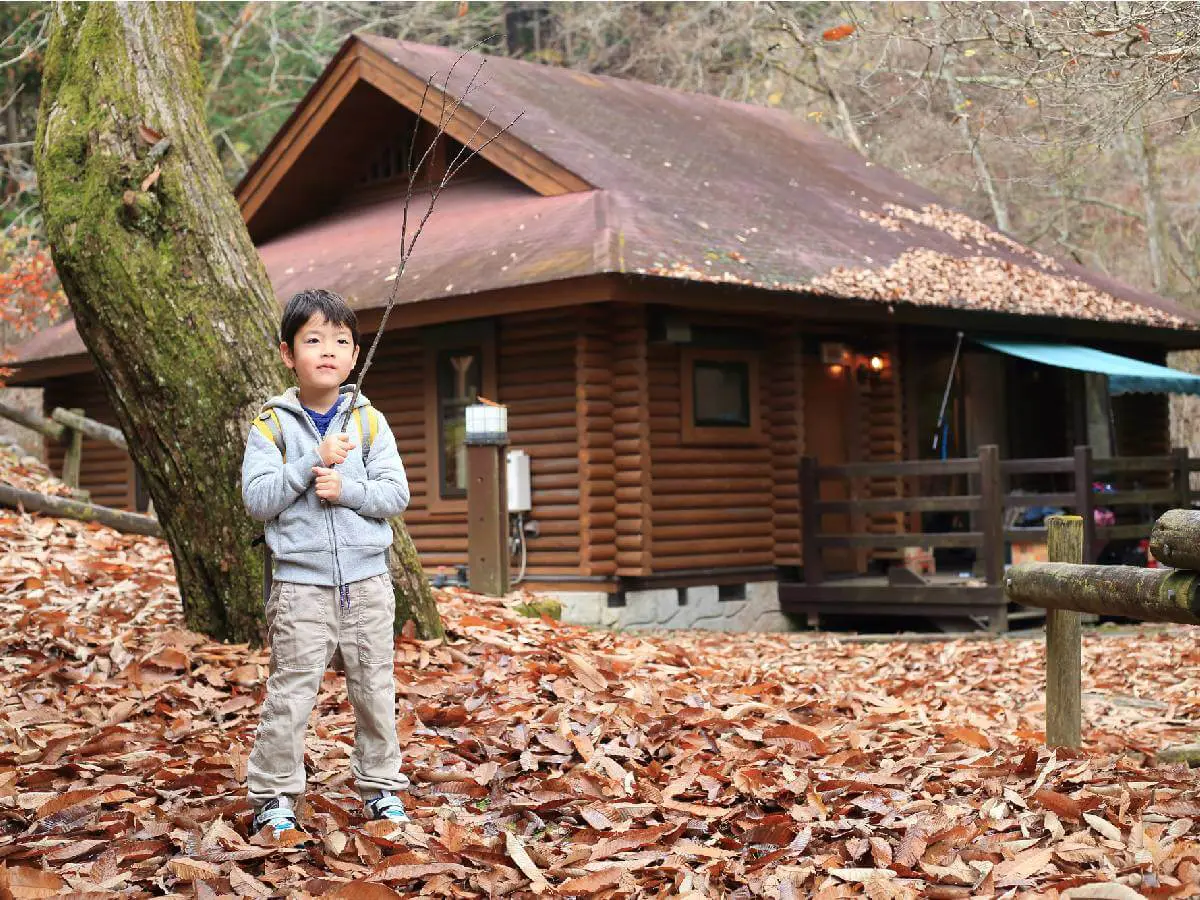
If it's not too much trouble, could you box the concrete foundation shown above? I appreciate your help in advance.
[542,581,799,632]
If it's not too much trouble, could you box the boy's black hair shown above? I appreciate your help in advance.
[280,288,359,349]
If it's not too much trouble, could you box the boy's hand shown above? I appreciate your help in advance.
[312,467,343,502]
[317,432,356,466]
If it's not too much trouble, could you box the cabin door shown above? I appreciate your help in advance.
[803,353,858,575]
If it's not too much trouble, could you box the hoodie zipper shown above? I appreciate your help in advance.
[290,393,348,603]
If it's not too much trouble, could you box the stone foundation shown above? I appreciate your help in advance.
[544,581,799,632]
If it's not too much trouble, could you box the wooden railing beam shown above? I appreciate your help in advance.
[50,407,128,450]
[0,399,67,442]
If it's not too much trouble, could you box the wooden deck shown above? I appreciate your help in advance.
[781,573,1010,632]
[792,445,1198,632]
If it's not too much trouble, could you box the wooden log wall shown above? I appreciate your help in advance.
[575,305,617,577]
[646,316,775,572]
[860,333,906,563]
[44,374,133,511]
[767,324,803,567]
[611,304,652,576]
[367,313,583,576]
[500,310,582,574]
[352,331,437,560]
[34,304,843,583]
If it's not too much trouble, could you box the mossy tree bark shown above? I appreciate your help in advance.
[35,2,441,643]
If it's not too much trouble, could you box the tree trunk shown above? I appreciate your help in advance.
[926,1,1010,234]
[35,2,440,643]
[1127,116,1169,293]
[387,520,442,638]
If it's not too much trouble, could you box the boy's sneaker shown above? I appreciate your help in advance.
[364,790,411,827]
[251,796,309,845]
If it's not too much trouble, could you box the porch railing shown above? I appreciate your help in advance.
[799,445,1200,587]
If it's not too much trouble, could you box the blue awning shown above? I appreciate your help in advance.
[976,339,1200,396]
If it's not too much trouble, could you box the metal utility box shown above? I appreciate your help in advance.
[506,449,532,513]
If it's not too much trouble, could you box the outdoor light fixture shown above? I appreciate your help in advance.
[853,351,890,384]
[822,346,889,381]
[464,399,508,446]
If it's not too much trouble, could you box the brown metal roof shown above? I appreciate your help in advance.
[14,35,1199,371]
[355,35,1196,331]
[261,180,603,313]
[14,181,604,366]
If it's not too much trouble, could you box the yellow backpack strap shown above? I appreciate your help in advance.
[252,409,287,462]
[354,405,379,463]
[252,417,273,446]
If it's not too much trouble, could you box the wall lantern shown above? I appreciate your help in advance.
[855,351,890,384]
[821,342,890,382]
[820,341,851,378]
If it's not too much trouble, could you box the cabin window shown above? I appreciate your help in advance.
[435,347,482,499]
[423,321,497,513]
[681,348,763,444]
[693,360,751,427]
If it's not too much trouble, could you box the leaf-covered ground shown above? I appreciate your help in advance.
[3,446,1200,898]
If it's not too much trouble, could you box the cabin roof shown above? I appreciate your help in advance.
[14,34,1200,372]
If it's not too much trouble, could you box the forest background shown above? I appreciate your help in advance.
[3,0,1199,448]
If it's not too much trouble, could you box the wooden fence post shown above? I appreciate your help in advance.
[1073,445,1095,562]
[1045,515,1083,749]
[979,445,1002,585]
[800,457,823,586]
[979,444,1006,633]
[60,408,84,489]
[1173,446,1191,511]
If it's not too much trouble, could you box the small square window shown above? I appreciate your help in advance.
[693,360,750,428]
[681,348,762,445]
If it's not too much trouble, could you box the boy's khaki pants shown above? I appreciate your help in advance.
[247,573,409,806]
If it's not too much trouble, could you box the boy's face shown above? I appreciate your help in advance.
[280,313,360,393]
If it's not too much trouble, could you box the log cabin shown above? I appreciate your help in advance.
[12,35,1200,632]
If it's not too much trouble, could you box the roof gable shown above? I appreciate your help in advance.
[236,36,590,242]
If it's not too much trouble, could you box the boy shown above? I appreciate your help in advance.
[241,288,412,842]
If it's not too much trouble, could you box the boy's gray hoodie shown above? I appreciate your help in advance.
[241,385,410,586]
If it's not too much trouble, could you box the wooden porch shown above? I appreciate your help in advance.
[781,445,1200,631]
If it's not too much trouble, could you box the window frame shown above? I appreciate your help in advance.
[680,347,763,445]
[422,321,497,515]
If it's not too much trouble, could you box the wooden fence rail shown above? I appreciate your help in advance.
[1007,511,1200,749]
[0,400,155,537]
[801,445,1200,589]
[0,401,127,490]
[0,399,67,441]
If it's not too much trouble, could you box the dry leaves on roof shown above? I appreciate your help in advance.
[3,452,1200,896]
[636,201,1195,331]
[811,248,1195,329]
[858,203,1063,273]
